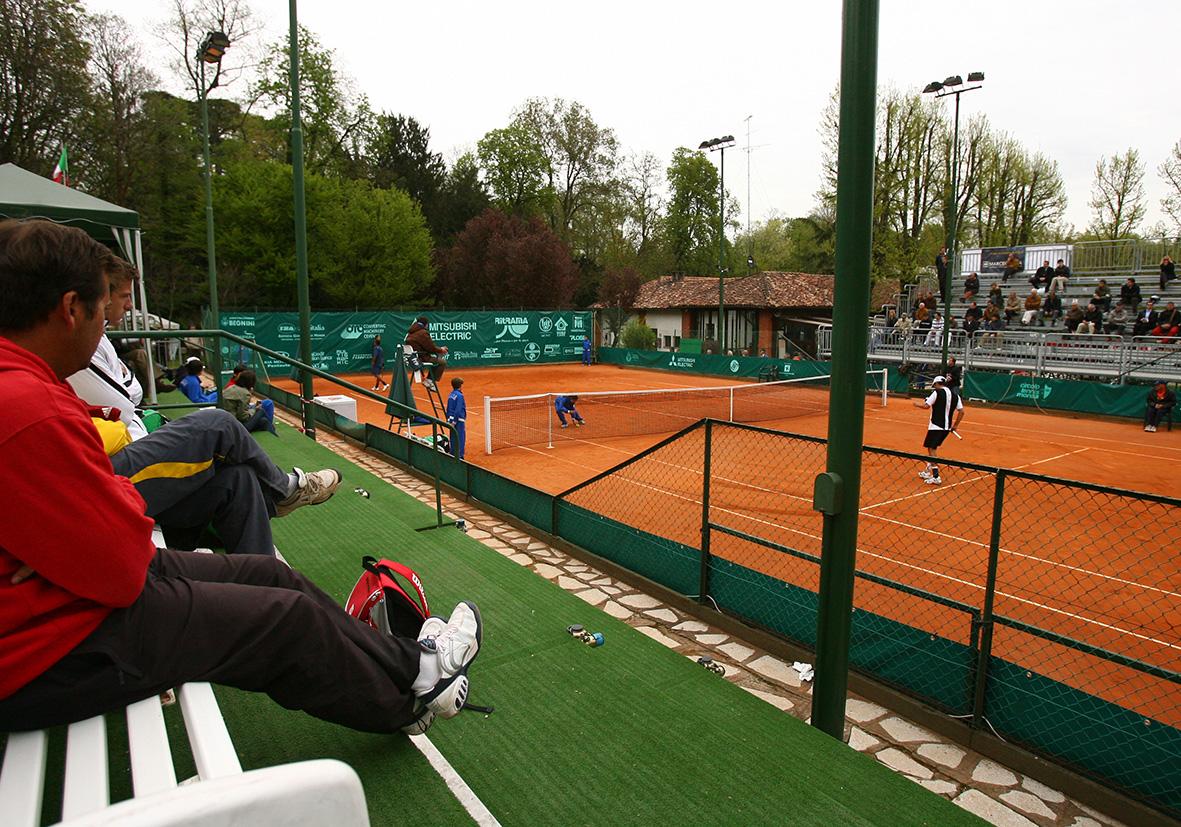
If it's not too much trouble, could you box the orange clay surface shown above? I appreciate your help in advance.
[275,364,1181,724]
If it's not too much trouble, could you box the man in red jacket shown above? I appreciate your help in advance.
[0,220,482,736]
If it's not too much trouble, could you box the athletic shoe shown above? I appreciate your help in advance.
[925,476,942,486]
[1147,425,1157,433]
[401,615,449,735]
[418,601,482,720]
[423,378,437,391]
[574,420,583,427]
[276,468,342,517]
[560,423,569,429]
[918,470,932,480]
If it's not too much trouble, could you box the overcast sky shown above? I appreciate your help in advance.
[89,0,1179,236]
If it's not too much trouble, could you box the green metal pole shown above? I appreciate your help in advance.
[972,471,1005,727]
[698,419,714,605]
[198,58,223,404]
[940,90,961,372]
[811,0,879,740]
[288,0,315,439]
[718,147,726,351]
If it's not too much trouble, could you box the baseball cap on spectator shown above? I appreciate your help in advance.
[932,375,946,384]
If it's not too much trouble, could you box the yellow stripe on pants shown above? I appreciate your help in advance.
[127,459,214,485]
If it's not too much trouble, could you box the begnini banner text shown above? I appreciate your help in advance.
[215,310,593,374]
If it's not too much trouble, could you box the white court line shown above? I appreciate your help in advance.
[590,468,1181,652]
[860,448,1089,511]
[409,733,501,827]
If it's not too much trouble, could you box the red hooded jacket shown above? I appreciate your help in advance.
[0,337,155,699]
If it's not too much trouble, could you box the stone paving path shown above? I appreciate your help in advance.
[288,414,1128,827]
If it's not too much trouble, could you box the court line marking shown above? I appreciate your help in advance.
[590,470,1181,653]
[410,733,501,826]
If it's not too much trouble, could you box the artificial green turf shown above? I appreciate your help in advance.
[245,422,984,826]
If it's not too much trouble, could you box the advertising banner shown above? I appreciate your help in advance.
[218,310,592,374]
[598,347,833,381]
[979,246,1026,275]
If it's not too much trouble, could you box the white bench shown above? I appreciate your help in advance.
[0,683,369,826]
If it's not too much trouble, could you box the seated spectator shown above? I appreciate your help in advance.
[405,315,449,389]
[983,302,1003,330]
[223,369,276,435]
[964,301,983,323]
[0,220,489,741]
[885,309,898,328]
[1161,255,1176,292]
[963,271,980,300]
[1050,259,1071,295]
[226,363,247,388]
[924,312,944,345]
[1090,279,1111,311]
[1021,290,1042,325]
[1077,302,1103,335]
[1030,260,1053,294]
[1153,301,1181,340]
[1120,277,1142,311]
[1004,291,1021,323]
[894,313,913,340]
[987,283,1003,308]
[1042,289,1063,327]
[1105,303,1130,335]
[961,311,980,337]
[914,302,930,336]
[1001,252,1022,284]
[922,290,939,317]
[178,357,218,404]
[1133,301,1159,337]
[1064,300,1085,333]
[1144,381,1175,433]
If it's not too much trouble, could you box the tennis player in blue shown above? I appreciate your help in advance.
[554,395,585,428]
[581,336,592,366]
[446,377,467,459]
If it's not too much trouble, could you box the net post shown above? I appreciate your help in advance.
[729,387,734,422]
[547,393,553,449]
[882,368,888,406]
[972,470,1005,728]
[484,395,492,454]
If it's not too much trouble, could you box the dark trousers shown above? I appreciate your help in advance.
[111,409,290,555]
[0,550,421,734]
[1147,405,1172,427]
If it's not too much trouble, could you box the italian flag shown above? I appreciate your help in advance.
[52,146,69,185]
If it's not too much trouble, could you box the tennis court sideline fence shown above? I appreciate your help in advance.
[263,383,1180,820]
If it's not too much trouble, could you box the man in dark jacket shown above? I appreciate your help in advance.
[1030,260,1053,293]
[1144,381,1176,432]
[405,315,449,389]
[1133,301,1159,336]
[1120,278,1142,311]
[1153,302,1181,340]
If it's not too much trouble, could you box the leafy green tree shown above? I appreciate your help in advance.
[1088,148,1147,239]
[597,266,642,346]
[366,113,445,234]
[477,122,552,216]
[253,25,373,179]
[212,158,434,309]
[1160,139,1181,235]
[433,152,490,242]
[620,318,656,350]
[662,147,723,276]
[0,0,92,172]
[438,208,577,308]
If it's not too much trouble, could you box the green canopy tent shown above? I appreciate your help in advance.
[0,163,160,401]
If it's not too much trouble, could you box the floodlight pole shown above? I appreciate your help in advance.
[289,0,315,439]
[927,79,983,372]
[811,0,879,741]
[702,136,736,350]
[197,47,224,403]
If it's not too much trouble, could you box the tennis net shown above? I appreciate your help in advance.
[483,369,888,453]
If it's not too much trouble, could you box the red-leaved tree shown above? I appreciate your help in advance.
[439,208,578,308]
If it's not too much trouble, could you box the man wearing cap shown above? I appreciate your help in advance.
[445,377,467,460]
[405,316,448,390]
[178,356,218,405]
[1144,381,1175,433]
[912,375,963,486]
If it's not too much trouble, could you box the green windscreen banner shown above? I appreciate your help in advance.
[217,310,592,374]
[962,372,1150,419]
[598,347,835,380]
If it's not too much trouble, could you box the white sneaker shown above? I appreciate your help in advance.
[925,476,942,486]
[418,601,482,719]
[918,470,932,480]
[276,468,342,517]
[401,615,448,735]
[423,378,437,391]
[560,423,569,429]
[1147,425,1157,433]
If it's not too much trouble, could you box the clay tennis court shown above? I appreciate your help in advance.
[274,363,1181,725]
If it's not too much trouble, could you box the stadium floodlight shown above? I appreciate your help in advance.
[922,70,985,372]
[700,134,737,349]
[198,31,230,64]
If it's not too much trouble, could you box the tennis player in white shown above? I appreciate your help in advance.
[912,375,964,485]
